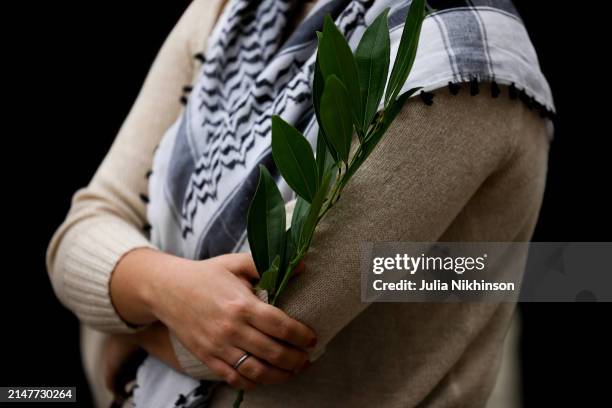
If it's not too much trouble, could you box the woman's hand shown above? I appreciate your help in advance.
[111,249,315,390]
[152,253,315,390]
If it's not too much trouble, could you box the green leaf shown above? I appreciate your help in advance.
[313,33,325,123]
[318,15,362,128]
[273,228,294,294]
[320,75,353,163]
[257,255,280,294]
[247,165,286,276]
[291,197,310,249]
[313,40,339,164]
[274,161,337,304]
[355,8,390,132]
[315,130,335,185]
[271,116,319,202]
[385,0,425,105]
[273,172,332,304]
[300,170,333,250]
[283,227,296,269]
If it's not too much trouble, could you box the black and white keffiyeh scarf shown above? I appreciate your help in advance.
[140,0,554,406]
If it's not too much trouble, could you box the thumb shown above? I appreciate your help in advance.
[224,252,259,282]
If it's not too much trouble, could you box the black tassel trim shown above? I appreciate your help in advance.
[509,83,517,99]
[470,78,479,96]
[448,82,461,95]
[491,80,500,98]
[518,89,533,109]
[420,91,434,106]
[442,77,555,120]
[194,53,205,63]
[423,80,555,120]
[538,104,554,119]
[180,85,193,105]
[538,106,548,118]
[145,169,153,179]
[139,193,150,204]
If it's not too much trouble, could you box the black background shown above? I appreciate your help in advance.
[3,1,610,407]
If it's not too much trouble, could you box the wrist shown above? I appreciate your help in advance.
[111,248,175,326]
[135,249,164,323]
[143,251,198,323]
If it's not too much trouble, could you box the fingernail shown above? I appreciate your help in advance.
[308,337,317,348]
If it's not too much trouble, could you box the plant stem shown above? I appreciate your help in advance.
[233,390,244,408]
[271,254,304,305]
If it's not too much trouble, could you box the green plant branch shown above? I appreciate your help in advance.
[237,1,425,406]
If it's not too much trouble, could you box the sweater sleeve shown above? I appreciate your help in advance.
[170,87,522,376]
[46,0,224,333]
[276,89,516,360]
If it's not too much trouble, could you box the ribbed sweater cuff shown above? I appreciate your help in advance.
[55,216,155,333]
[170,334,220,380]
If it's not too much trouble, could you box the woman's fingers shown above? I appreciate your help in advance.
[147,251,316,389]
[216,253,259,283]
[203,356,257,391]
[249,302,317,349]
[216,253,303,282]
[214,345,294,385]
[235,325,309,372]
[236,356,294,385]
[190,327,298,385]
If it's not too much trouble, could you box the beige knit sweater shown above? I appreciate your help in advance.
[47,1,550,406]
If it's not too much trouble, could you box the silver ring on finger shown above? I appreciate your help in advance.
[233,352,251,370]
